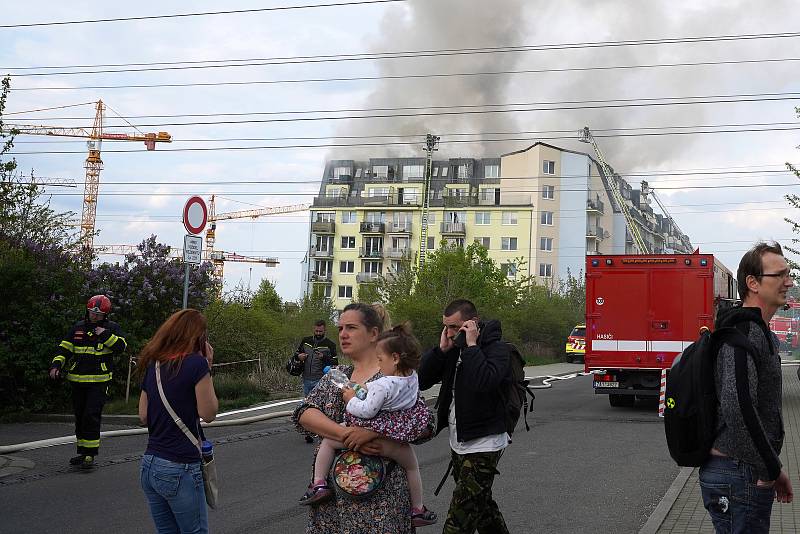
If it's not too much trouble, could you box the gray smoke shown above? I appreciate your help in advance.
[331,0,799,170]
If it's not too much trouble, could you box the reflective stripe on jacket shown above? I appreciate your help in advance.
[51,319,127,383]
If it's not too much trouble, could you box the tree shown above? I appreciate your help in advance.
[252,279,282,313]
[369,242,528,347]
[0,77,86,411]
[84,235,217,359]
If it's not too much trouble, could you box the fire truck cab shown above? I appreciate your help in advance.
[585,253,736,407]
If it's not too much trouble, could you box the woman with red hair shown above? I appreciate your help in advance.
[137,309,219,534]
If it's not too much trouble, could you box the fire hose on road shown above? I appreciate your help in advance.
[1,371,594,455]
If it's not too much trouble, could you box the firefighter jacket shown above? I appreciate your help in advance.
[50,319,127,383]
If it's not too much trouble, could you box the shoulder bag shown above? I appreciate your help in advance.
[155,361,220,509]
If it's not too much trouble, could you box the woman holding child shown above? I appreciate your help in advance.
[292,302,435,533]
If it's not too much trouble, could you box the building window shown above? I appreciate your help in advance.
[457,165,469,180]
[340,261,354,273]
[402,188,420,204]
[501,237,517,250]
[315,235,333,251]
[540,211,553,225]
[543,160,555,175]
[542,185,555,200]
[485,164,500,178]
[475,237,490,249]
[502,212,518,225]
[362,261,382,274]
[355,168,363,178]
[365,211,385,223]
[540,237,553,251]
[403,165,424,179]
[368,187,390,198]
[315,212,335,222]
[341,236,356,249]
[539,263,553,277]
[445,237,465,248]
[373,165,389,180]
[314,260,333,277]
[427,236,436,249]
[338,285,353,299]
[322,285,332,298]
[502,262,518,277]
[333,166,350,179]
[475,212,491,225]
[441,167,448,177]
[342,211,357,223]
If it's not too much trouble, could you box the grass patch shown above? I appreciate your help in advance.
[523,354,564,366]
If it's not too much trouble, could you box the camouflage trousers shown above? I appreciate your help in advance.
[442,449,509,534]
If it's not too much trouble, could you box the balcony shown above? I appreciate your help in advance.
[386,248,414,259]
[356,272,381,284]
[444,195,478,208]
[311,221,335,234]
[387,221,412,234]
[586,225,605,240]
[360,221,385,234]
[310,273,332,283]
[309,246,334,258]
[587,198,605,214]
[359,247,384,259]
[440,222,466,235]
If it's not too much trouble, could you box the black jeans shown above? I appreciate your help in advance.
[699,455,775,534]
[71,383,108,456]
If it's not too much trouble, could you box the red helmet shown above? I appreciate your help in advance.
[86,295,112,315]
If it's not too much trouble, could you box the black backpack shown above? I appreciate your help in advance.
[664,327,755,466]
[504,342,536,440]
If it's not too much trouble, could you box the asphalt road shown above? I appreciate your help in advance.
[1,373,679,533]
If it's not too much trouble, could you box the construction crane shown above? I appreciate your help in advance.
[13,175,77,188]
[94,244,279,274]
[417,133,440,268]
[206,195,309,279]
[9,100,171,256]
[579,126,649,254]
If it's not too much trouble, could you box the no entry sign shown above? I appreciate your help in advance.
[183,196,207,235]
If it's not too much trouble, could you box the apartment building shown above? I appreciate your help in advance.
[302,142,692,305]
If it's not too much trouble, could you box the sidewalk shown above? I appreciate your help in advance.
[650,365,800,533]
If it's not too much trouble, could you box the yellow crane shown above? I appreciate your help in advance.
[9,100,171,257]
[206,195,309,280]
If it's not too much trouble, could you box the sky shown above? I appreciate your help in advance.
[2,0,799,301]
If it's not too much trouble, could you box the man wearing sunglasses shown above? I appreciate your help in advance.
[700,242,794,533]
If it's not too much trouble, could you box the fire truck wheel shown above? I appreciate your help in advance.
[609,394,635,408]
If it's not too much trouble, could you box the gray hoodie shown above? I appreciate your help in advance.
[712,305,784,481]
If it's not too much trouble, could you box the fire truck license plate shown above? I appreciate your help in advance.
[594,381,619,388]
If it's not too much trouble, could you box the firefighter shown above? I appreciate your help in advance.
[49,295,127,470]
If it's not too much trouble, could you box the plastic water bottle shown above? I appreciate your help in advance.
[201,440,213,463]
[323,366,368,400]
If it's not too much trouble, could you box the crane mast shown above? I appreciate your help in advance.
[10,100,172,260]
[579,126,649,254]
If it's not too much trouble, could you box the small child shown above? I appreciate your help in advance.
[299,323,437,527]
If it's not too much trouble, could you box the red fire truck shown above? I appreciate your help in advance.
[769,315,799,353]
[585,253,736,407]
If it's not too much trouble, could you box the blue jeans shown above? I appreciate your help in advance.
[699,455,775,534]
[140,454,208,534]
[303,378,320,396]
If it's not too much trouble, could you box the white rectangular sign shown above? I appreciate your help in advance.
[184,234,203,265]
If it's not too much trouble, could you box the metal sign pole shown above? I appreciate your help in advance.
[183,262,190,309]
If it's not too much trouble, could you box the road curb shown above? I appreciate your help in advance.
[638,466,693,534]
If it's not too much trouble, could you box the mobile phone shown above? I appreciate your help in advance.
[452,330,467,349]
